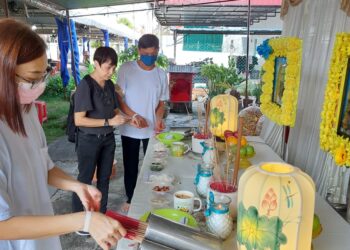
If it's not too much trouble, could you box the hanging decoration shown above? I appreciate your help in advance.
[320,33,350,166]
[258,37,303,127]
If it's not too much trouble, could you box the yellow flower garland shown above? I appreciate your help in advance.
[260,37,303,127]
[320,33,350,166]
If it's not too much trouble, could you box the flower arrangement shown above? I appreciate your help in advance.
[320,33,350,166]
[258,37,303,127]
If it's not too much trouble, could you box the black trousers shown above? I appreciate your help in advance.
[72,131,116,214]
[121,135,149,203]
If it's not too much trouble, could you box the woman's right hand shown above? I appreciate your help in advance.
[89,212,127,250]
[109,114,129,126]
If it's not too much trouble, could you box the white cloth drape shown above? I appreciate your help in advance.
[260,0,350,203]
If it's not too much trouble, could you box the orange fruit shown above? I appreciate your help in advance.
[226,136,238,144]
[227,136,247,146]
[241,137,247,146]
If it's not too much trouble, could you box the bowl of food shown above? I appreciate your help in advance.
[156,132,184,147]
[149,173,175,184]
[151,182,174,196]
[150,162,165,172]
[149,194,172,209]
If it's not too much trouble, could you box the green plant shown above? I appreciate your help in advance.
[200,57,243,98]
[117,17,134,29]
[91,40,103,49]
[43,75,75,98]
[252,84,262,104]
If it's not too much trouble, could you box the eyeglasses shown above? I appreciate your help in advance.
[16,67,52,89]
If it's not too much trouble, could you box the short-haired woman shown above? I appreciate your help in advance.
[72,46,130,222]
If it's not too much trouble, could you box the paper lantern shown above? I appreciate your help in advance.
[210,94,238,139]
[237,162,315,250]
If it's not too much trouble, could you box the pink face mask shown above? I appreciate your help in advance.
[18,81,46,104]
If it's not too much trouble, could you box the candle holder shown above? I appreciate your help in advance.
[205,193,233,240]
[194,163,214,198]
[207,180,237,219]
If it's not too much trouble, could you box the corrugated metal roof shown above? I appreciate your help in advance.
[154,0,281,27]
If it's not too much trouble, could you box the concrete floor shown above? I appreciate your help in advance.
[48,102,203,250]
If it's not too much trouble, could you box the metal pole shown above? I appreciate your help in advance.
[244,0,251,107]
[173,30,177,63]
[66,9,78,87]
[1,0,9,17]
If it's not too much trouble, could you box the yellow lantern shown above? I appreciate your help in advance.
[210,94,238,139]
[237,162,315,250]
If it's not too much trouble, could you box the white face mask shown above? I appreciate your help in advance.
[18,81,46,104]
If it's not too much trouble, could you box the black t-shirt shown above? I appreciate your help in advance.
[74,75,119,135]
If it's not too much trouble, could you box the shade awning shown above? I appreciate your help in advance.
[154,0,282,27]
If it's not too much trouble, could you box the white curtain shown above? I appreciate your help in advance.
[260,0,350,203]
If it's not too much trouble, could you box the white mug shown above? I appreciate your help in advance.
[174,190,202,213]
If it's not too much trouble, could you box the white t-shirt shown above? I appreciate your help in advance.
[117,61,169,139]
[0,106,61,250]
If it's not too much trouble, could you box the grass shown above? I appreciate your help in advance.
[39,95,70,144]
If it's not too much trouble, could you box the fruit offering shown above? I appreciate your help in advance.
[235,144,255,158]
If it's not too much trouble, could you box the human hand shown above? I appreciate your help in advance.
[76,184,101,212]
[109,114,130,126]
[155,118,166,133]
[89,212,127,250]
[131,114,148,128]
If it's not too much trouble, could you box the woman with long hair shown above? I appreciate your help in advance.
[0,19,125,250]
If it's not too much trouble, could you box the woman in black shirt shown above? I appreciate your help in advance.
[73,47,130,232]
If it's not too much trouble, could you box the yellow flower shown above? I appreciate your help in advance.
[320,33,350,168]
[335,146,347,166]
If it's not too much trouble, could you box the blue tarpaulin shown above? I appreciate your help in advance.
[55,17,80,86]
[102,29,109,47]
[55,17,70,87]
[70,19,80,85]
[124,37,128,50]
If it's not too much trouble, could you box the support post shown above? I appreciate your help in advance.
[173,30,177,63]
[1,0,9,17]
[243,0,252,108]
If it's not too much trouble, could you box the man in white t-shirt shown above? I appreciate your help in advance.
[116,34,169,211]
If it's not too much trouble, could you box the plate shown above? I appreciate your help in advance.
[140,208,198,228]
[156,132,184,146]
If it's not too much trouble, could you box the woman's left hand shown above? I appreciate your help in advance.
[76,184,102,211]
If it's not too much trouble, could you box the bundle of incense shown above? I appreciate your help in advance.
[106,210,147,243]
[204,100,211,136]
[197,102,203,132]
[233,117,244,187]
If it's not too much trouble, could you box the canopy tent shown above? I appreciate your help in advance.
[72,16,139,40]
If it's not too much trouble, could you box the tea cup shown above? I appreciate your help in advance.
[170,142,190,157]
[174,190,202,213]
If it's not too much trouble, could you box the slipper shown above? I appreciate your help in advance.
[119,202,130,214]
